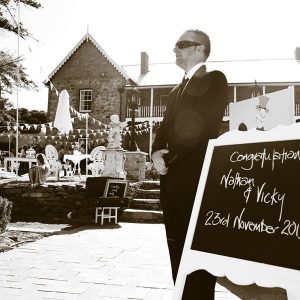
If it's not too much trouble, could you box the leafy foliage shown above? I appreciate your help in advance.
[0,0,41,97]
[0,50,37,94]
[126,182,143,199]
[0,196,12,233]
[0,107,47,133]
[0,0,41,39]
[145,162,160,180]
[0,97,14,123]
[12,108,47,124]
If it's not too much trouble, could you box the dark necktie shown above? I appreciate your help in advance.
[176,77,189,105]
[180,77,189,93]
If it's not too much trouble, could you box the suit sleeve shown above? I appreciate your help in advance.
[151,110,168,154]
[151,88,177,154]
[204,71,228,138]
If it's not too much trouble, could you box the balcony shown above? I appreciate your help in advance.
[126,104,230,121]
[126,105,166,121]
[126,103,300,121]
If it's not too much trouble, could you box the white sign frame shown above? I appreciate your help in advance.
[173,124,300,300]
[229,87,294,131]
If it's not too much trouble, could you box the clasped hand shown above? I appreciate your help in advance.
[152,149,169,175]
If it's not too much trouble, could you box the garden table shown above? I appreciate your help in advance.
[4,157,37,172]
[63,154,91,176]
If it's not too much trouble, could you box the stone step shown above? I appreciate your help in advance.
[130,198,161,210]
[140,180,160,190]
[136,188,160,199]
[121,208,163,223]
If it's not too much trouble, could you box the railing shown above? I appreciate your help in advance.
[223,103,300,118]
[295,103,300,116]
[224,104,229,117]
[126,103,300,119]
[126,105,166,118]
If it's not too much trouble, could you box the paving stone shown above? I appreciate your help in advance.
[0,223,249,299]
[127,286,151,299]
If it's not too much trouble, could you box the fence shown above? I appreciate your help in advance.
[126,103,300,119]
[126,106,166,118]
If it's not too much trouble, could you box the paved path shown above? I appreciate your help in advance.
[0,223,238,299]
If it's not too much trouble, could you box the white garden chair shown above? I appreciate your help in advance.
[45,145,63,180]
[87,146,105,176]
[10,161,20,173]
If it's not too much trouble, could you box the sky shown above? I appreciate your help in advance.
[2,0,300,112]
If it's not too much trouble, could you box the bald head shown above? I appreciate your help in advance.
[174,29,211,72]
[185,30,211,59]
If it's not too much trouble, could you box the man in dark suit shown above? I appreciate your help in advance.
[152,30,228,299]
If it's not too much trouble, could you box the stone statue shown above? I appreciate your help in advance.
[256,95,270,131]
[107,115,127,149]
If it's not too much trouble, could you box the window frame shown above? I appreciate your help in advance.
[79,89,93,112]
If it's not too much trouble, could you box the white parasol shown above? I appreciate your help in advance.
[53,89,73,135]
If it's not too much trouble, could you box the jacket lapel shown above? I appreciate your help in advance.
[164,65,208,123]
[181,65,208,98]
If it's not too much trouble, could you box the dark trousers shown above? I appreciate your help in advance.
[160,186,216,299]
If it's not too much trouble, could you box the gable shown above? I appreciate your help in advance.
[48,33,131,81]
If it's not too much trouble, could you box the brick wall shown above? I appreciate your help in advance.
[124,151,148,181]
[48,40,128,127]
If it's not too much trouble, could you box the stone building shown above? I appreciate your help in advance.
[46,33,136,125]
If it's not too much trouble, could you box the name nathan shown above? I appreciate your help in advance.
[220,169,255,189]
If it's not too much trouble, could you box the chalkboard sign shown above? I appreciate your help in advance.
[104,179,128,198]
[192,139,300,271]
[173,129,300,300]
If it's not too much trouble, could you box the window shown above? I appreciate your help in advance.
[79,90,92,112]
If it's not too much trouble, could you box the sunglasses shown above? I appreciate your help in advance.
[175,40,202,49]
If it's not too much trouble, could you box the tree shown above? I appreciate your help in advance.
[0,0,41,39]
[0,50,37,96]
[0,0,41,98]
[0,97,13,121]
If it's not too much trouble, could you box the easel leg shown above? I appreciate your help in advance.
[172,272,187,300]
[287,286,300,300]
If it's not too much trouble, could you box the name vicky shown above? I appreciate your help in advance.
[220,169,285,222]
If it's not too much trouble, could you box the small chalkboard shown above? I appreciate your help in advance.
[173,128,300,300]
[104,179,128,198]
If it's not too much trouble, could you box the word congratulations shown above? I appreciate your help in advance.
[229,148,300,171]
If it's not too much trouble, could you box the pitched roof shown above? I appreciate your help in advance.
[122,59,300,86]
[47,33,131,81]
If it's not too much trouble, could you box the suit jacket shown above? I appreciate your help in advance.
[152,65,228,198]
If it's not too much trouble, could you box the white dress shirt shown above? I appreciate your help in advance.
[185,62,205,80]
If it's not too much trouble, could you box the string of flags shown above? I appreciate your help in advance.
[69,105,153,131]
[0,80,163,140]
[0,122,161,142]
[48,79,60,97]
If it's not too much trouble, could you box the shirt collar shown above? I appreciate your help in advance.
[185,62,205,80]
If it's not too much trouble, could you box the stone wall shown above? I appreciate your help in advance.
[0,182,128,225]
[48,40,128,126]
[124,151,148,181]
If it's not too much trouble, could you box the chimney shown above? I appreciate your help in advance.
[295,47,300,60]
[141,52,149,75]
